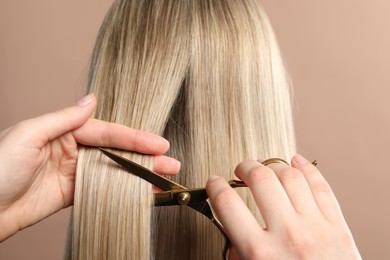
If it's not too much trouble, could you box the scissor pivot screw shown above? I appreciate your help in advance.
[177,192,191,205]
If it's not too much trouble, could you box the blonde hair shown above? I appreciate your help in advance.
[66,0,296,259]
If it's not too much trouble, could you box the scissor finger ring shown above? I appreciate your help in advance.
[260,158,317,166]
[261,158,290,166]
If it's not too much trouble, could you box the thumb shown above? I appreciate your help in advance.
[28,93,97,145]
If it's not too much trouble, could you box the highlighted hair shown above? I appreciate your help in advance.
[66,0,295,259]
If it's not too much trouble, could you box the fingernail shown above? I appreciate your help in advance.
[77,93,95,107]
[294,154,309,165]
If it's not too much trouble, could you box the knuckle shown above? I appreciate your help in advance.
[56,108,76,128]
[286,230,314,256]
[100,123,111,145]
[234,160,254,176]
[285,222,337,257]
[278,167,303,180]
[302,163,319,176]
[55,108,71,122]
[246,241,271,259]
[246,247,260,259]
[56,107,67,115]
[212,187,237,209]
[247,165,274,184]
[311,178,332,193]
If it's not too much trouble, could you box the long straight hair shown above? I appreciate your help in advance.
[66,0,296,259]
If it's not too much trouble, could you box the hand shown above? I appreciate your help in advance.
[0,94,180,242]
[206,155,361,260]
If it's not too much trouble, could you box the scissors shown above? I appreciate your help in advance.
[99,147,246,259]
[99,148,317,259]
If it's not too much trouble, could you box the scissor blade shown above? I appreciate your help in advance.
[99,148,186,191]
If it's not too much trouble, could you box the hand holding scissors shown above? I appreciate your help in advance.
[101,149,360,260]
[207,156,362,260]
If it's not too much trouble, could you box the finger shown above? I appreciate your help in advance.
[235,160,295,228]
[291,154,345,224]
[206,176,264,257]
[265,162,321,216]
[26,94,97,146]
[72,119,169,155]
[153,155,181,175]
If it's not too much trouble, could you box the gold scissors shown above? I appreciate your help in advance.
[99,147,245,259]
[99,148,317,259]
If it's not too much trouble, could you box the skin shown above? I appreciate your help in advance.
[0,94,361,258]
[0,94,180,242]
[206,155,362,260]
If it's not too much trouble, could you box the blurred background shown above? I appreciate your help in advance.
[0,0,389,259]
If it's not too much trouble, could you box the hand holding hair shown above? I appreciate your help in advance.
[0,94,180,242]
[206,155,361,260]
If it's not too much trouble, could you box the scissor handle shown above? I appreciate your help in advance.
[223,237,232,260]
[228,179,246,188]
[208,215,232,259]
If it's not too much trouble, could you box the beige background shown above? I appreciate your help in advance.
[0,0,389,259]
